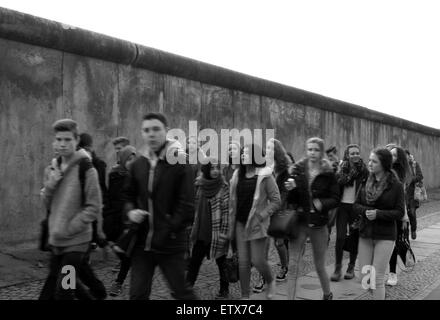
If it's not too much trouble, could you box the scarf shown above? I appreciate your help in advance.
[365,171,390,205]
[338,159,367,187]
[199,176,224,198]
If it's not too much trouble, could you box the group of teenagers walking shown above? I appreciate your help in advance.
[38,111,424,300]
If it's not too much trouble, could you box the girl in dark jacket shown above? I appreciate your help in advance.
[186,158,230,299]
[103,145,137,296]
[353,148,405,300]
[386,145,412,286]
[285,137,340,300]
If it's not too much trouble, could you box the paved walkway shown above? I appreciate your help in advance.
[2,199,440,300]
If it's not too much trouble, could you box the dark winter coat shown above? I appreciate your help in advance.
[287,158,340,227]
[353,172,405,241]
[121,139,195,253]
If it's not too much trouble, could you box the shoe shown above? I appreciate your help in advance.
[344,264,355,280]
[266,280,277,300]
[111,263,121,273]
[323,292,333,300]
[386,273,398,286]
[215,289,229,300]
[276,267,288,282]
[330,264,342,282]
[411,231,417,240]
[109,281,123,297]
[252,276,265,293]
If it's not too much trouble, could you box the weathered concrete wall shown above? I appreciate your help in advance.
[1,7,440,245]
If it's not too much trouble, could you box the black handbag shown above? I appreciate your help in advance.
[39,213,51,252]
[224,253,239,283]
[397,230,416,272]
[268,209,299,238]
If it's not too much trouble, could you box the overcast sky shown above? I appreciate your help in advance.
[1,0,439,129]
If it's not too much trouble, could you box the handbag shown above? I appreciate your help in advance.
[38,212,51,252]
[396,230,416,272]
[268,209,299,238]
[224,246,239,283]
[414,185,428,202]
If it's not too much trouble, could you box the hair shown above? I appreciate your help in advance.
[372,148,393,173]
[185,136,198,154]
[405,149,411,156]
[143,112,168,127]
[201,158,221,180]
[52,119,79,139]
[325,145,337,155]
[77,133,93,149]
[306,137,325,159]
[238,143,266,179]
[343,144,361,162]
[286,152,295,164]
[112,136,130,146]
[390,146,412,184]
[268,138,290,174]
[228,141,241,165]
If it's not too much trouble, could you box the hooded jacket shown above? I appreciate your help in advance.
[287,158,340,227]
[43,149,102,247]
[121,139,195,253]
[229,166,281,241]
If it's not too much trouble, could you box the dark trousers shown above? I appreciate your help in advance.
[78,249,107,300]
[39,251,84,300]
[335,203,358,266]
[129,247,198,300]
[407,204,417,232]
[186,240,229,292]
[116,256,131,284]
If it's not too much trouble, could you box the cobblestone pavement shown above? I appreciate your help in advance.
[1,195,440,300]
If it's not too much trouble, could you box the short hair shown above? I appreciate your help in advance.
[78,133,93,149]
[325,145,337,154]
[52,119,79,139]
[372,148,393,172]
[112,136,130,146]
[143,112,168,127]
[307,137,325,155]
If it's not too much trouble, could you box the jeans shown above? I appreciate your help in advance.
[186,240,228,292]
[78,248,107,299]
[358,237,395,300]
[335,203,358,266]
[407,205,417,232]
[116,256,131,285]
[129,247,198,300]
[287,222,330,300]
[235,222,274,298]
[389,220,404,273]
[39,251,84,300]
[275,238,289,268]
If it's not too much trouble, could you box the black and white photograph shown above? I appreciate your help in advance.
[1,0,440,309]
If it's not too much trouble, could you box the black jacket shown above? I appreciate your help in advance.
[102,167,128,241]
[353,172,405,241]
[121,140,195,253]
[287,158,340,227]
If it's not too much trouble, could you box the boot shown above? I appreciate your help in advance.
[323,292,333,300]
[330,264,342,282]
[344,264,355,280]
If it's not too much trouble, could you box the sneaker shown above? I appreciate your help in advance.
[252,276,265,293]
[386,273,398,286]
[111,263,121,273]
[215,290,229,300]
[330,265,342,282]
[344,264,355,280]
[109,281,123,297]
[266,280,277,300]
[323,292,333,300]
[411,231,417,240]
[276,267,288,282]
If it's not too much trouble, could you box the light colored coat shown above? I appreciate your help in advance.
[229,166,281,241]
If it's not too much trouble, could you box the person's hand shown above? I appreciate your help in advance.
[313,198,323,212]
[365,209,377,221]
[284,178,297,191]
[128,209,149,224]
[46,168,63,189]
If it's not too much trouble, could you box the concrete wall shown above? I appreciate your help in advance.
[1,7,439,245]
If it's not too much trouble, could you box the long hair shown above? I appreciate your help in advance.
[372,148,393,173]
[238,143,266,179]
[391,146,412,184]
[342,144,360,162]
[268,138,290,174]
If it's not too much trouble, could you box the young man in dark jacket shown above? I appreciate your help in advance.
[121,112,197,300]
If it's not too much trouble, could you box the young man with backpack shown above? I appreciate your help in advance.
[39,119,103,300]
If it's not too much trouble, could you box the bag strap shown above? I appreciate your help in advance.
[78,157,93,206]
